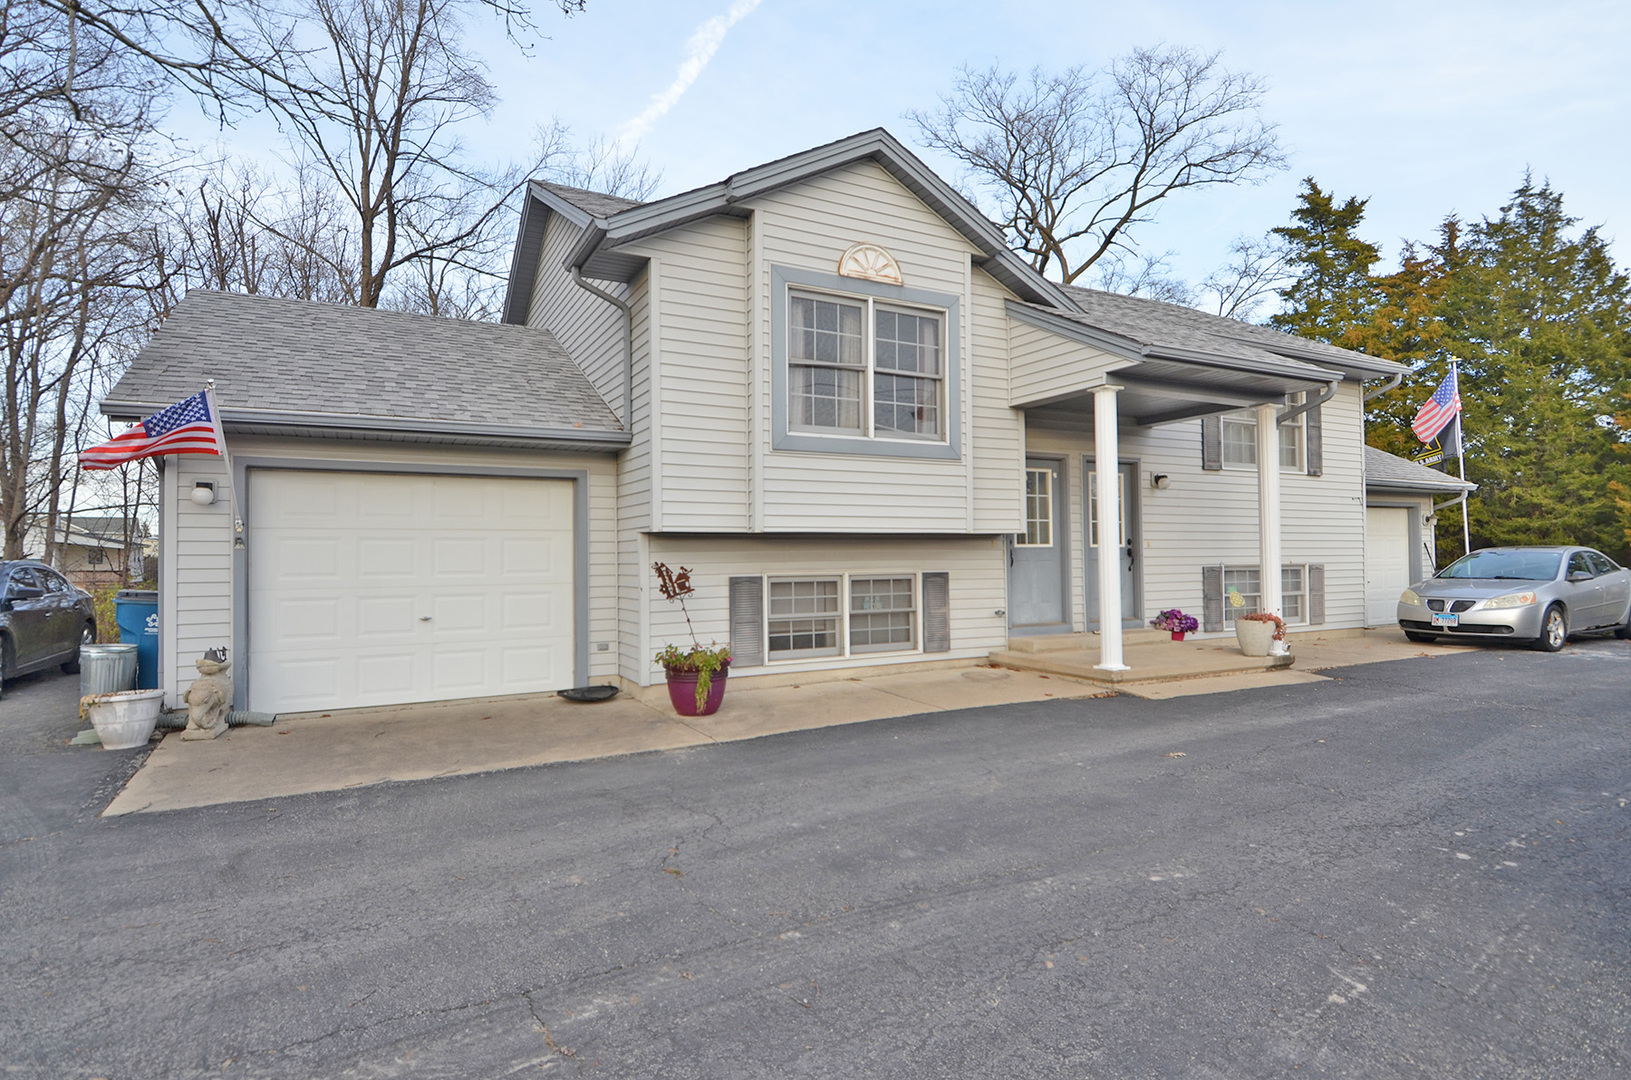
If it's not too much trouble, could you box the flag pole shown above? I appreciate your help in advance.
[1451,359,1470,555]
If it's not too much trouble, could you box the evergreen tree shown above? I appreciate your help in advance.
[1441,178,1631,560]
[1268,178,1382,347]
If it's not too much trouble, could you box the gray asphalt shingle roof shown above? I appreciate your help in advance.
[102,291,623,442]
[1365,445,1477,493]
[534,182,645,220]
[1057,285,1405,379]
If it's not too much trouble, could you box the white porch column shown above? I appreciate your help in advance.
[1255,402,1284,618]
[1094,384,1128,671]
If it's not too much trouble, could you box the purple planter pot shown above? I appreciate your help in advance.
[663,664,729,716]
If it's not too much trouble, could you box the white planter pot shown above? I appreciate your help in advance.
[85,688,166,750]
[1234,618,1275,657]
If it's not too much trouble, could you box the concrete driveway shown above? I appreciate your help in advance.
[102,627,1474,815]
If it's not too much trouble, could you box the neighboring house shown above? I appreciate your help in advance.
[104,128,1430,716]
[22,516,143,589]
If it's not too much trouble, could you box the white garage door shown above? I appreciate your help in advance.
[1365,506,1412,627]
[248,470,575,714]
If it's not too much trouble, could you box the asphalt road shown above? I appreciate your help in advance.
[2,641,1628,1079]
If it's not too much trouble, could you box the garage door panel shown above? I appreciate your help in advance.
[356,538,417,578]
[356,653,417,698]
[249,470,575,713]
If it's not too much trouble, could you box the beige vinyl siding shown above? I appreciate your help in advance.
[629,219,752,531]
[1009,321,1123,407]
[970,269,1025,533]
[643,534,1007,684]
[1024,382,1369,634]
[747,160,982,533]
[163,438,623,706]
[618,273,656,678]
[165,453,235,707]
[526,212,628,419]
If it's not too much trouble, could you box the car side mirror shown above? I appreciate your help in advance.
[1567,570,1594,583]
[4,585,44,602]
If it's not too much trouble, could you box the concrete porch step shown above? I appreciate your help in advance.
[1006,628,1171,652]
[989,639,1294,686]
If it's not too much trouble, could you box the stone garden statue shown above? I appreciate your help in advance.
[181,647,233,741]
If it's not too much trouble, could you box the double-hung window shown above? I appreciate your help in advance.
[788,290,944,440]
[1222,565,1308,624]
[773,266,960,459]
[766,574,920,661]
[1221,394,1305,470]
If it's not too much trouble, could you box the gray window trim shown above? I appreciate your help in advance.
[229,454,592,712]
[771,265,961,460]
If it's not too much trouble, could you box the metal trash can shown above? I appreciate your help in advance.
[80,643,138,696]
[114,589,160,690]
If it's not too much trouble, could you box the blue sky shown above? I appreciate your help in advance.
[206,0,1631,295]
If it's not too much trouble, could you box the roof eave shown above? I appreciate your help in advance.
[100,401,631,449]
[569,129,1075,307]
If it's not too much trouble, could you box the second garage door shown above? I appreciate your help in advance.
[1365,506,1412,627]
[248,470,575,714]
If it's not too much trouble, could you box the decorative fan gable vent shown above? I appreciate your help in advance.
[837,243,903,286]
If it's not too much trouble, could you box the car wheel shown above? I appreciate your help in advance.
[61,622,94,674]
[1535,604,1568,652]
[0,634,12,700]
[1616,607,1631,640]
[1403,631,1437,643]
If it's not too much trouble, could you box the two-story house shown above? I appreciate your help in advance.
[102,129,1457,715]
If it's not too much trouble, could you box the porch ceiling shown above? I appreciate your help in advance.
[1023,360,1334,429]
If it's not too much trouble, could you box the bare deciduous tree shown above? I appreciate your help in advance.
[1196,235,1291,320]
[910,46,1285,286]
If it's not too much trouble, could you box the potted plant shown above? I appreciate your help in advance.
[1234,611,1287,657]
[1150,608,1199,641]
[652,561,731,716]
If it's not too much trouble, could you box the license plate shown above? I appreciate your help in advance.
[1431,612,1459,628]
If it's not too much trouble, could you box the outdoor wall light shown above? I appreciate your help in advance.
[191,480,217,506]
[1424,513,1439,526]
[1151,474,1171,490]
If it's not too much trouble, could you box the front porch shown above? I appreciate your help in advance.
[990,628,1294,686]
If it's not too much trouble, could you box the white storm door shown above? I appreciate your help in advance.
[1365,507,1411,627]
[249,470,575,713]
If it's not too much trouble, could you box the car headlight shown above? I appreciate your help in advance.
[1482,591,1537,609]
[1399,589,1422,606]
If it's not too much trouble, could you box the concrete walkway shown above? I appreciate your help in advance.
[103,627,1470,816]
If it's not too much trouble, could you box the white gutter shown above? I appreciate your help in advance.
[1364,372,1404,402]
[569,266,634,429]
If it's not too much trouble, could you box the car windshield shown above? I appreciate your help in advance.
[1436,549,1561,581]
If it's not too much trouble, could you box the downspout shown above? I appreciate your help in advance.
[1278,378,1340,425]
[1363,372,1403,402]
[569,266,632,429]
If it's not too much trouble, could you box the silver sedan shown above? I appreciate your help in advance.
[1397,546,1631,651]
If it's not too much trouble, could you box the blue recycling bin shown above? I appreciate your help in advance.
[114,589,160,690]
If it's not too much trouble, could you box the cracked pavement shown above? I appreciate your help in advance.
[2,641,1629,1077]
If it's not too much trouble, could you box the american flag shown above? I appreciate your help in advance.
[80,389,227,470]
[1411,369,1461,443]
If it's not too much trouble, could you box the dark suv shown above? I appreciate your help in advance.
[0,561,97,698]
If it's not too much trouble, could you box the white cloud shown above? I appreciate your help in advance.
[617,0,764,147]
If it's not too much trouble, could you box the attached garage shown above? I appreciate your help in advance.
[247,469,577,714]
[1365,506,1413,626]
[1363,446,1478,629]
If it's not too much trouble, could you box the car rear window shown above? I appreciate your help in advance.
[1437,549,1562,581]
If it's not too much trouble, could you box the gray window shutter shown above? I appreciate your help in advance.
[1308,564,1325,625]
[922,572,950,652]
[728,576,764,667]
[1201,415,1222,471]
[1202,565,1224,632]
[1305,404,1323,476]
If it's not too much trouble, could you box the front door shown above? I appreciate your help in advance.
[1008,459,1069,632]
[1085,460,1139,628]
